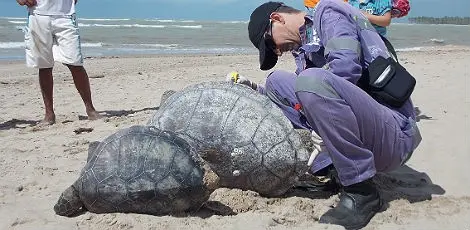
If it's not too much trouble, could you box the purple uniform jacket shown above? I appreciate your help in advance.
[259,0,414,122]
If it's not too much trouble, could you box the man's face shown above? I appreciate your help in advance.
[264,13,301,56]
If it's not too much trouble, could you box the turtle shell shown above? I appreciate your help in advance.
[148,81,309,197]
[54,125,217,216]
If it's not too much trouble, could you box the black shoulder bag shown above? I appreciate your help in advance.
[359,36,416,108]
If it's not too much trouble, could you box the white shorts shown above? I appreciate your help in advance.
[25,14,83,68]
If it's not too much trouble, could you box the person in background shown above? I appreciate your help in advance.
[306,0,392,37]
[348,0,392,37]
[16,0,101,125]
[304,0,347,14]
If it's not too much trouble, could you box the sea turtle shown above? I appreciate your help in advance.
[148,81,310,197]
[54,125,219,216]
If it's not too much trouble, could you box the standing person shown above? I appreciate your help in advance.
[304,0,319,14]
[348,0,392,37]
[305,0,347,14]
[238,1,421,229]
[16,0,101,125]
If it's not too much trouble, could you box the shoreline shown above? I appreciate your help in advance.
[2,44,469,65]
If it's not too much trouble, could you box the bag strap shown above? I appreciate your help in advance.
[379,35,398,63]
[353,16,398,63]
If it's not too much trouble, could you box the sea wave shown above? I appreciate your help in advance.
[144,19,175,23]
[0,42,103,49]
[79,18,130,21]
[396,47,423,52]
[81,43,104,47]
[144,19,196,23]
[0,42,24,49]
[0,17,27,20]
[78,23,165,28]
[103,46,254,54]
[15,25,27,32]
[428,38,445,44]
[77,23,202,29]
[172,25,202,29]
[8,21,27,24]
[219,20,248,24]
[122,43,179,48]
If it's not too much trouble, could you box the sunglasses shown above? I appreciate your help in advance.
[264,20,277,51]
[263,4,284,52]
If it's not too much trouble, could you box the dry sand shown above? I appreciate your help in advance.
[1,45,469,229]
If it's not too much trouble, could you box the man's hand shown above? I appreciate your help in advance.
[226,71,257,90]
[16,0,37,7]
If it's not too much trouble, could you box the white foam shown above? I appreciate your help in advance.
[81,43,104,47]
[429,38,445,44]
[0,17,27,20]
[79,18,130,21]
[15,26,27,32]
[396,47,423,52]
[8,21,27,24]
[122,43,179,48]
[219,20,248,24]
[76,23,203,29]
[0,42,25,49]
[171,25,202,29]
[78,23,166,28]
[0,42,103,49]
[144,19,175,23]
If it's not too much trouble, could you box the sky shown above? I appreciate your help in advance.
[0,0,469,20]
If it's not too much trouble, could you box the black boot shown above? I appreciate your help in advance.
[319,179,382,230]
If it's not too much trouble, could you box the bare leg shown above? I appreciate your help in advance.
[39,68,56,125]
[67,65,102,120]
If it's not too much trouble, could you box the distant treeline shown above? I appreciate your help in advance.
[408,17,470,25]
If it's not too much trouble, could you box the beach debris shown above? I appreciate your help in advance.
[73,127,94,134]
[89,74,105,79]
[148,81,310,197]
[54,125,217,216]
[429,38,445,44]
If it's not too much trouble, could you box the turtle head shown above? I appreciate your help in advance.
[54,185,85,217]
[159,90,177,107]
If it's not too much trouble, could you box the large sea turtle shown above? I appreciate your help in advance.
[148,81,310,197]
[54,125,219,216]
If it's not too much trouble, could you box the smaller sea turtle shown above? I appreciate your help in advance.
[54,125,219,216]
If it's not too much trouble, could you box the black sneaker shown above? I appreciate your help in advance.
[319,179,382,230]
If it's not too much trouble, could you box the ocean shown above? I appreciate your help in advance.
[1,16,470,60]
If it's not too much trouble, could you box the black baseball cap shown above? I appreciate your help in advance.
[248,2,283,70]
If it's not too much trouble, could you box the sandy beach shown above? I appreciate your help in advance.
[1,45,469,229]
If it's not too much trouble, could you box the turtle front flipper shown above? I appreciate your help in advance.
[54,185,85,217]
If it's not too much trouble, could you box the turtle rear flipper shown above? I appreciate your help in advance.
[54,185,85,217]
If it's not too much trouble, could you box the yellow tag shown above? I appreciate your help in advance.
[229,71,239,82]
